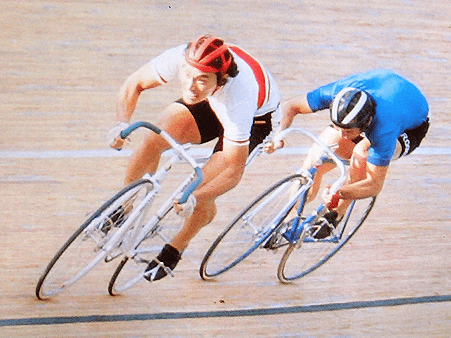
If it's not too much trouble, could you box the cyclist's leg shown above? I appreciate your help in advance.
[124,102,202,185]
[144,100,225,281]
[170,193,218,251]
[302,126,355,203]
[168,140,248,252]
[334,137,371,216]
[169,111,275,251]
[348,138,371,181]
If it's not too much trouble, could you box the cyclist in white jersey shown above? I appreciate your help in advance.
[107,35,281,281]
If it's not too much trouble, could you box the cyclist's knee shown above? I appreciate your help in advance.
[318,125,341,145]
[311,164,334,199]
[158,104,201,144]
[142,129,168,151]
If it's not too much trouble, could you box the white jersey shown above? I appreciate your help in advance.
[146,44,281,142]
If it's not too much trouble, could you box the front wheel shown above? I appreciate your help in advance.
[200,174,306,280]
[277,197,376,284]
[108,205,184,296]
[35,179,153,300]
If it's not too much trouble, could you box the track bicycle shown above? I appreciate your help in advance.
[199,127,376,283]
[36,121,265,299]
[36,122,205,300]
[107,124,263,296]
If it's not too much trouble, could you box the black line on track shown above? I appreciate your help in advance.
[1,294,450,327]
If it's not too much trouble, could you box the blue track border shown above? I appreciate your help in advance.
[1,294,450,327]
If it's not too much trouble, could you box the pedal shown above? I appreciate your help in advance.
[263,221,291,250]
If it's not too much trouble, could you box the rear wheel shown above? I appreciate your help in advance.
[277,197,376,283]
[35,179,153,300]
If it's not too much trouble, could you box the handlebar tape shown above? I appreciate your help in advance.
[120,122,162,139]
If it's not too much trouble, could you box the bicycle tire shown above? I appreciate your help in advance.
[35,179,153,300]
[108,204,184,296]
[200,174,306,280]
[277,196,376,284]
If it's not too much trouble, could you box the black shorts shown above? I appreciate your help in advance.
[397,118,430,157]
[175,99,273,154]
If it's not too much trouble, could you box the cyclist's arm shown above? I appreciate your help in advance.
[265,95,313,153]
[194,139,248,201]
[116,64,163,122]
[278,82,336,133]
[339,163,389,200]
[278,95,313,131]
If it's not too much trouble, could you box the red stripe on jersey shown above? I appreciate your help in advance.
[229,46,267,108]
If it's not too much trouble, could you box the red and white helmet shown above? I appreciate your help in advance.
[185,35,232,75]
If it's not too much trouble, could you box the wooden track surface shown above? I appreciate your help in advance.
[1,1,450,337]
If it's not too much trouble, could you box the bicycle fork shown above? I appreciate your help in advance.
[282,156,331,246]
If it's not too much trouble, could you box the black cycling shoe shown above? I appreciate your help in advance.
[312,211,342,239]
[101,206,128,234]
[144,244,181,282]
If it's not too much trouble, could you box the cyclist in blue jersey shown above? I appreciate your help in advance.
[266,69,429,238]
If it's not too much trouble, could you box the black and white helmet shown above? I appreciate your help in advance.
[330,87,376,130]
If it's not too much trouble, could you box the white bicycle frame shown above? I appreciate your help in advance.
[80,123,205,268]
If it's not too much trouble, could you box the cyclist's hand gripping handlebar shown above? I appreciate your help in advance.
[272,128,347,196]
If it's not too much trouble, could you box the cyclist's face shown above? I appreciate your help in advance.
[179,63,217,104]
[336,126,362,140]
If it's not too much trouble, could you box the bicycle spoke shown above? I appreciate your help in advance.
[200,174,306,280]
[36,179,153,300]
[108,206,184,295]
[278,197,376,283]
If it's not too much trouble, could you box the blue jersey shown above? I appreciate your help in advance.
[307,69,429,166]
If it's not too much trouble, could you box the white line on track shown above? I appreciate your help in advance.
[0,147,450,159]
